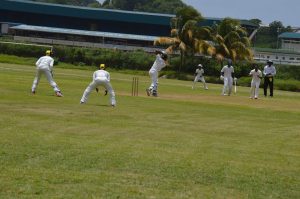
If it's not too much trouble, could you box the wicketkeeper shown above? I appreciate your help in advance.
[192,64,208,90]
[80,64,116,107]
[31,50,63,97]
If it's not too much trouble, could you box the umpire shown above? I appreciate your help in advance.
[263,60,276,97]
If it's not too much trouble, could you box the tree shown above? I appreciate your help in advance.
[102,0,186,14]
[249,18,262,26]
[31,0,100,7]
[213,18,253,63]
[269,21,284,36]
[154,6,215,73]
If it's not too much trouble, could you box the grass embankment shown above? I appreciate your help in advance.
[0,62,300,199]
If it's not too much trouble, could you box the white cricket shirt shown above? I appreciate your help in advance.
[36,55,54,71]
[221,65,234,78]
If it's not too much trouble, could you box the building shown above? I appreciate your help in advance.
[279,32,300,52]
[0,0,258,51]
[253,47,300,65]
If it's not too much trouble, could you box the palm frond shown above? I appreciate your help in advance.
[216,53,224,62]
[154,37,175,46]
[241,37,251,47]
[218,43,230,57]
[187,30,193,42]
[215,34,225,44]
[236,27,248,37]
[171,29,178,37]
[195,39,215,56]
[195,27,212,40]
[179,42,187,52]
[224,31,240,46]
[165,46,176,54]
[230,49,237,62]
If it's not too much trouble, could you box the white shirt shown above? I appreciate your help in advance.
[221,65,234,78]
[150,54,166,72]
[249,69,262,82]
[36,55,54,71]
[195,68,204,77]
[263,65,276,76]
[93,69,110,81]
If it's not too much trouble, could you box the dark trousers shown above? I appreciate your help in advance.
[264,77,274,96]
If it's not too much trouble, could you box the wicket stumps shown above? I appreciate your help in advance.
[131,77,139,96]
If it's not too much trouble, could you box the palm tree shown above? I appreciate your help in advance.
[154,6,215,73]
[212,18,253,64]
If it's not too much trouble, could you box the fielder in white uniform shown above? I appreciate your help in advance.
[31,50,63,97]
[80,64,116,107]
[249,64,262,99]
[146,50,168,97]
[192,64,208,90]
[220,59,235,96]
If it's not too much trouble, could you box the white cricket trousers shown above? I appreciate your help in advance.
[192,76,207,89]
[80,78,116,106]
[31,68,60,92]
[250,80,261,98]
[149,69,158,91]
[222,77,233,95]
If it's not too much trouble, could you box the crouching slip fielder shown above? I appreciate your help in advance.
[80,64,116,107]
[31,50,63,97]
[192,64,208,90]
[146,50,168,97]
[220,59,235,96]
[249,64,262,99]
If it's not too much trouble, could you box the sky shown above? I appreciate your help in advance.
[182,0,300,27]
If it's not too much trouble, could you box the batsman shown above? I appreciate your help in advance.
[146,50,168,97]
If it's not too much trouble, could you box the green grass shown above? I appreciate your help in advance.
[0,63,300,199]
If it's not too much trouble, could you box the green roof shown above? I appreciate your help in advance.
[0,0,174,26]
[279,32,300,39]
[1,0,259,29]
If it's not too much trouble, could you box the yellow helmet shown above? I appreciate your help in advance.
[100,64,105,69]
[46,50,51,55]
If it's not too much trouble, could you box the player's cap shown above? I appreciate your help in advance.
[198,64,203,67]
[100,64,105,69]
[46,50,51,55]
[267,60,273,64]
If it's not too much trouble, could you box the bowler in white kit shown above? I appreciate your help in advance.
[249,64,262,99]
[80,64,116,107]
[220,59,235,96]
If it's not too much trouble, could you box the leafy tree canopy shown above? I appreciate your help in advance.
[29,0,187,13]
[98,0,187,14]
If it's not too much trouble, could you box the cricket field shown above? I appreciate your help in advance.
[0,63,299,199]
